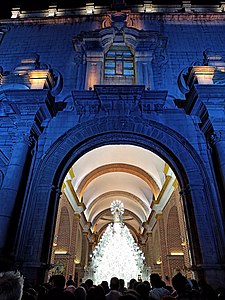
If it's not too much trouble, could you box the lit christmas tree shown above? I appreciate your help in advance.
[84,200,150,285]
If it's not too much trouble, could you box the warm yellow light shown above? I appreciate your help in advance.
[171,252,184,256]
[74,259,80,264]
[156,256,162,264]
[86,3,94,14]
[53,243,58,247]
[29,70,50,89]
[54,250,68,255]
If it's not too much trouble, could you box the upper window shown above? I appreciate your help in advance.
[104,46,134,78]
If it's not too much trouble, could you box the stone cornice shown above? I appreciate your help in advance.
[1,12,225,25]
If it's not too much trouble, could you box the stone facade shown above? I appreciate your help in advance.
[0,3,225,288]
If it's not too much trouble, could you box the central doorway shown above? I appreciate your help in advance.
[49,144,191,286]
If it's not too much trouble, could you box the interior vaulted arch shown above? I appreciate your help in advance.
[82,172,153,214]
[88,194,147,229]
[76,163,160,199]
[87,190,149,220]
[92,208,143,235]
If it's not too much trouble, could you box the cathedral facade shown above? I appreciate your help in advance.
[0,1,225,288]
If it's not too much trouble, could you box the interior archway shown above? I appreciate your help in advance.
[50,144,192,284]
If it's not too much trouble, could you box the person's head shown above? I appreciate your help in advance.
[135,282,149,300]
[100,281,109,294]
[128,279,137,290]
[66,279,75,287]
[0,271,24,300]
[84,279,93,291]
[86,285,106,300]
[171,272,190,294]
[110,277,119,290]
[150,273,163,289]
[119,279,125,289]
[52,275,66,289]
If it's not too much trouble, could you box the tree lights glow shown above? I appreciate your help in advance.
[84,201,150,285]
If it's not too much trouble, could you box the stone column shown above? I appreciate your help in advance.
[0,133,34,253]
[209,130,225,192]
[17,185,62,285]
[179,182,225,286]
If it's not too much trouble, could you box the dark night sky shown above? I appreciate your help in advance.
[0,0,221,19]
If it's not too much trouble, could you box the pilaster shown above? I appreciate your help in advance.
[208,130,225,192]
[155,212,170,279]
[0,133,35,255]
[69,214,81,278]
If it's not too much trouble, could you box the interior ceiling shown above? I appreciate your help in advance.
[71,145,169,235]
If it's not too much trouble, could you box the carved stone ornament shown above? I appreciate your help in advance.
[72,85,167,122]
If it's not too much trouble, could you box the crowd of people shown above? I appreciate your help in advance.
[0,270,225,300]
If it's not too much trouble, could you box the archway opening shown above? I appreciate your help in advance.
[49,144,192,286]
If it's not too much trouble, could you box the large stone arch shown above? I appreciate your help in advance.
[16,115,225,285]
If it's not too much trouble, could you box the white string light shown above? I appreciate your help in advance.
[84,201,150,285]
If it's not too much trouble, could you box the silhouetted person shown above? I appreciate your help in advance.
[86,285,106,300]
[106,277,122,300]
[84,279,93,292]
[0,271,24,300]
[149,273,171,299]
[172,272,202,299]
[128,279,137,290]
[119,294,139,300]
[198,279,217,300]
[74,286,86,300]
[66,279,75,288]
[45,275,66,300]
[135,282,150,300]
[101,281,110,295]
[118,279,127,294]
[123,290,140,299]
